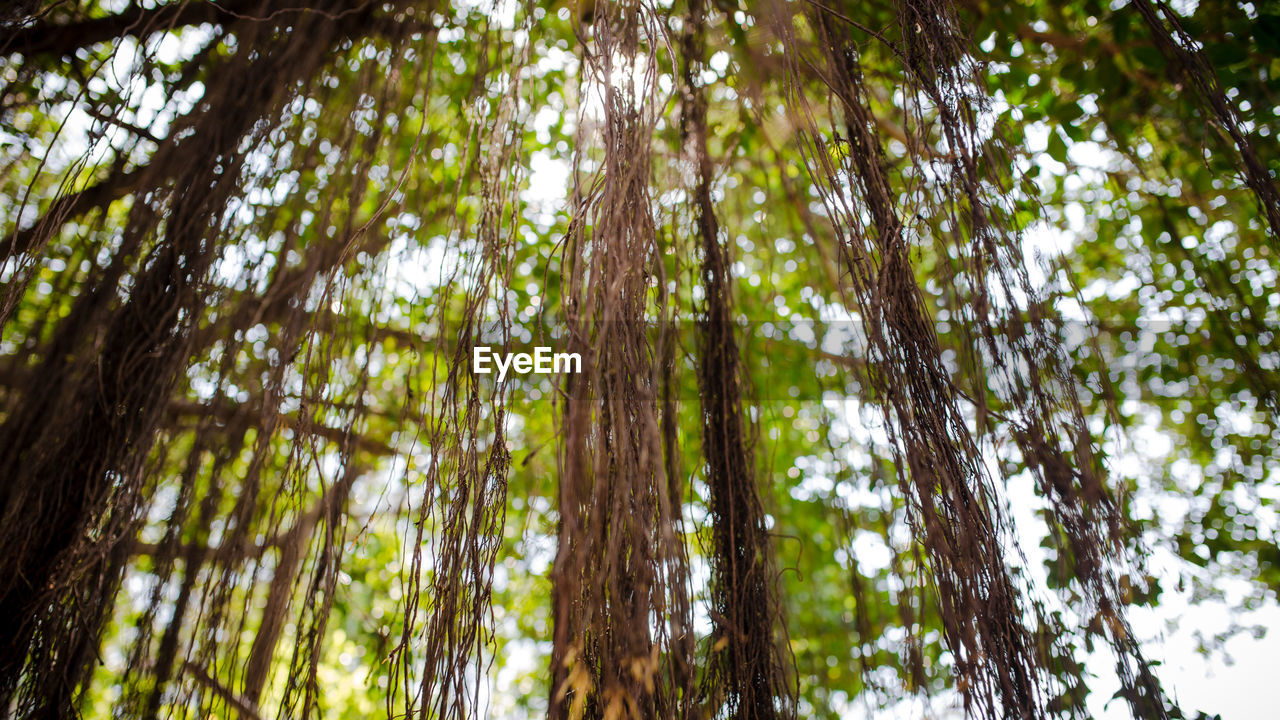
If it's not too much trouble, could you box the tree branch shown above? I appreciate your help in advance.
[167,398,397,457]
[184,662,262,720]
[4,0,437,60]
[1,166,143,262]
[3,0,271,59]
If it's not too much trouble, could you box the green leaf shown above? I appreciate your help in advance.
[1048,129,1069,163]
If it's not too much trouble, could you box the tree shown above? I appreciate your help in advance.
[0,0,1274,718]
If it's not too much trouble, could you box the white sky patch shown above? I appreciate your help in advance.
[524,150,569,222]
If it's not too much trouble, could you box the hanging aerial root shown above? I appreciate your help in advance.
[891,0,1177,715]
[679,1,794,718]
[0,2,419,715]
[389,15,524,718]
[550,2,695,718]
[1130,0,1280,244]
[763,4,1047,717]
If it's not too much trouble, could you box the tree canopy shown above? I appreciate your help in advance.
[0,0,1276,718]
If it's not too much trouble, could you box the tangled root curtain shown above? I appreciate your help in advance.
[0,1,1274,719]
